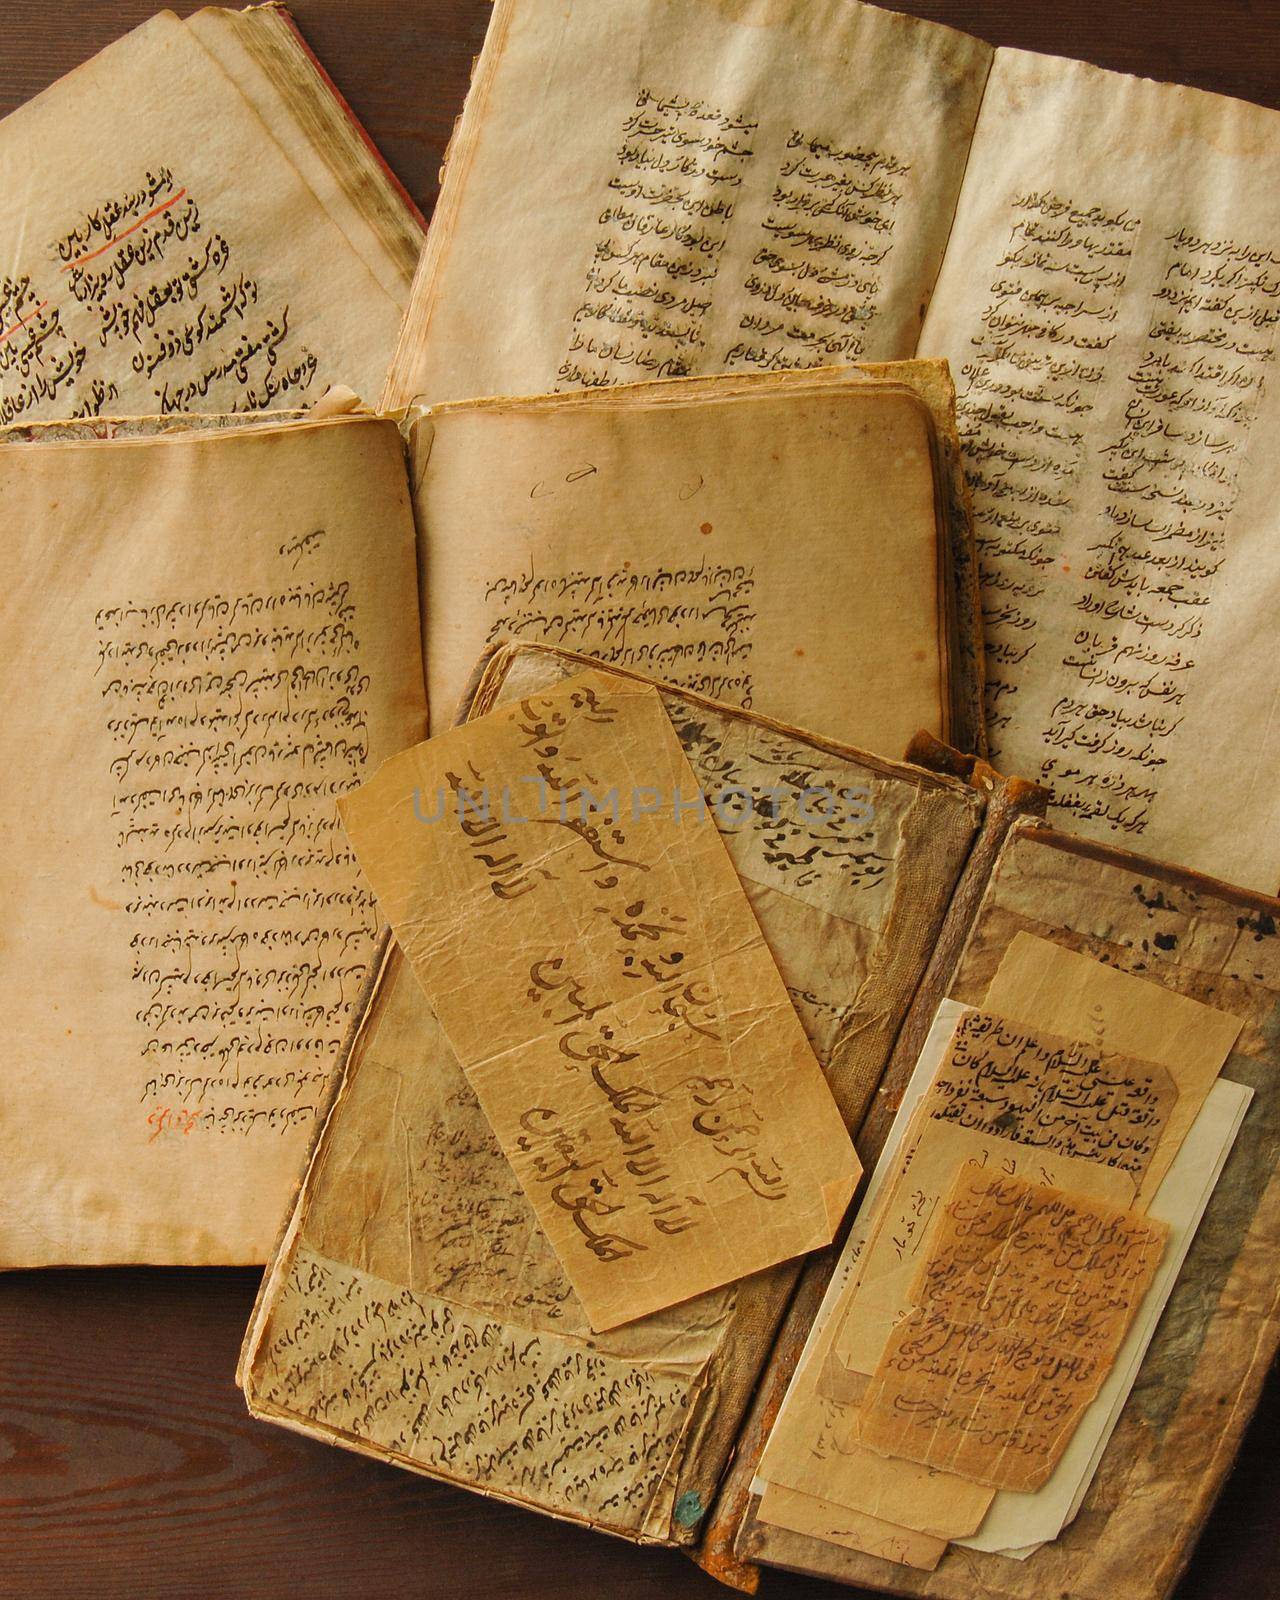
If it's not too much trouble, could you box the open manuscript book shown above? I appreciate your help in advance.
[239,640,1280,1600]
[0,360,978,1267]
[0,5,421,423]
[386,0,1280,891]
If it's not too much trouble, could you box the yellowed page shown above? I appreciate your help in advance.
[412,374,946,746]
[857,1170,1167,1492]
[921,50,1280,888]
[0,12,406,424]
[338,670,859,1330]
[957,1074,1252,1556]
[0,415,425,1265]
[828,1009,1170,1380]
[185,6,423,302]
[384,0,992,406]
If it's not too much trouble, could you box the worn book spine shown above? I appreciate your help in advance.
[695,743,1048,1591]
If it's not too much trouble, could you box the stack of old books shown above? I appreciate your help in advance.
[2,5,1278,1598]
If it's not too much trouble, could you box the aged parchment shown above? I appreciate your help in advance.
[856,1171,1167,1492]
[383,0,991,405]
[0,10,414,424]
[339,671,860,1329]
[920,54,1280,888]
[0,415,426,1265]
[982,933,1242,1203]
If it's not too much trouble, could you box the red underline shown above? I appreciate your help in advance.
[0,300,50,345]
[60,188,188,271]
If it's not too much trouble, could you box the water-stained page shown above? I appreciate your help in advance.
[0,415,426,1266]
[0,11,407,423]
[923,1009,1177,1183]
[412,371,946,748]
[921,50,1280,888]
[857,1170,1167,1492]
[384,0,991,406]
[338,670,860,1329]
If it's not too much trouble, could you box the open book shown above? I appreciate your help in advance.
[239,642,1280,1600]
[0,363,978,1267]
[0,4,421,424]
[384,0,1280,892]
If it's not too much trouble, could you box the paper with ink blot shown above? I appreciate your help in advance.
[339,669,861,1330]
[857,1169,1167,1492]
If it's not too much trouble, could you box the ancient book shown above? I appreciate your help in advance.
[0,4,422,425]
[0,364,977,1267]
[383,0,1280,892]
[239,641,1280,1600]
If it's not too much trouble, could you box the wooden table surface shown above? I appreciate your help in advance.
[1,2,1277,1596]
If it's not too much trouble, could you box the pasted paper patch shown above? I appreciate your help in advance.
[339,669,860,1330]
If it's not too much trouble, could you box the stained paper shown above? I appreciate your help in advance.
[338,669,860,1329]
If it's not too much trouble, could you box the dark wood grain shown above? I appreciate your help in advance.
[0,3,1277,1596]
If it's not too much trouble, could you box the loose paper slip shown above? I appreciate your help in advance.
[984,934,1243,1204]
[957,1072,1253,1557]
[826,1007,1173,1388]
[339,670,860,1330]
[755,939,1242,1547]
[856,1170,1168,1493]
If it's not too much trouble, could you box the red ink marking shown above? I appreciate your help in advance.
[61,189,188,270]
[0,300,49,345]
[699,521,713,535]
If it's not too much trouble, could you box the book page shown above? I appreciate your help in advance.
[383,0,991,407]
[0,415,425,1265]
[0,12,408,424]
[412,371,950,747]
[338,671,860,1329]
[921,51,1280,888]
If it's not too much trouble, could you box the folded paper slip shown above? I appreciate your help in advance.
[337,669,862,1329]
[0,5,422,422]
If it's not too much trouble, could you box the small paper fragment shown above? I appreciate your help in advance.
[984,933,1242,1202]
[339,669,861,1330]
[857,1169,1167,1491]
